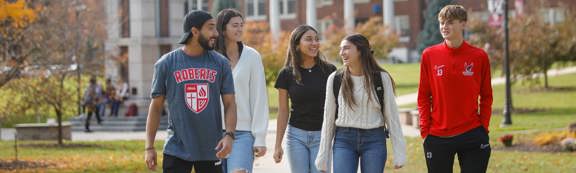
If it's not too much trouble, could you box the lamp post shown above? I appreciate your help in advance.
[502,0,513,126]
[75,0,86,116]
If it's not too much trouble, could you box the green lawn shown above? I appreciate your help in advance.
[3,66,575,172]
[0,140,165,173]
[384,63,421,95]
[267,63,421,119]
[384,73,576,172]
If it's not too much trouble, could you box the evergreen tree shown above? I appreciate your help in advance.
[211,0,237,15]
[417,0,453,54]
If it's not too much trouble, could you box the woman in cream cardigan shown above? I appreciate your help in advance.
[315,34,406,173]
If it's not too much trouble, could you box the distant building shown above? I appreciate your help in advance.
[104,0,576,108]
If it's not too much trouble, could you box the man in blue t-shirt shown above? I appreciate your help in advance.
[145,10,237,173]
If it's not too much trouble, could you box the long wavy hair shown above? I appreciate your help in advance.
[215,8,243,58]
[283,25,331,85]
[340,34,396,109]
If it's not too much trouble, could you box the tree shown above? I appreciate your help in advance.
[0,0,105,145]
[32,0,105,145]
[417,0,453,54]
[322,17,398,63]
[211,0,237,15]
[242,22,289,86]
[468,10,576,89]
[0,0,39,88]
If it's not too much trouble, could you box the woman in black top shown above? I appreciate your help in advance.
[273,25,336,173]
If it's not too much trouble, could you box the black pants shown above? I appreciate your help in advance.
[163,154,222,173]
[84,106,102,131]
[423,126,491,173]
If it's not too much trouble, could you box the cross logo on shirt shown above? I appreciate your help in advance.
[185,83,209,113]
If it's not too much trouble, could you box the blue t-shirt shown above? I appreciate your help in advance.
[150,48,235,161]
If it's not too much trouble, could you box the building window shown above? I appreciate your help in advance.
[246,0,266,20]
[119,0,130,38]
[540,8,565,24]
[395,15,410,42]
[319,18,334,39]
[190,0,209,11]
[184,0,189,15]
[279,0,296,19]
[118,46,129,83]
[156,0,169,37]
[354,0,370,4]
[317,0,332,7]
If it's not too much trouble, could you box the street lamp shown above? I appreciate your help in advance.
[75,0,86,116]
[502,0,513,126]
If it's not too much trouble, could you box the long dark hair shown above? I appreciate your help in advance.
[340,34,396,109]
[215,8,243,58]
[283,25,331,85]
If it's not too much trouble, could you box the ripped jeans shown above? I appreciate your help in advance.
[223,131,255,173]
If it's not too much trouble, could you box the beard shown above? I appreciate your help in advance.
[198,33,215,50]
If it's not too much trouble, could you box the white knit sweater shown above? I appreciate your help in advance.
[315,71,407,171]
[222,45,269,147]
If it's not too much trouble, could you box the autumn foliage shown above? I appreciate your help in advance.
[468,9,576,88]
[242,21,290,86]
[322,17,399,63]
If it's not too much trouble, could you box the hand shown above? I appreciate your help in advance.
[215,135,233,159]
[144,149,157,171]
[394,164,404,169]
[273,147,283,163]
[253,146,267,157]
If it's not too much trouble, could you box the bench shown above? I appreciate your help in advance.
[15,122,71,140]
[398,109,419,129]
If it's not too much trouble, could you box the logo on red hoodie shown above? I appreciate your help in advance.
[463,62,474,76]
[435,65,445,77]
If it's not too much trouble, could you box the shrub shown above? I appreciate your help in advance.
[533,131,576,146]
[560,138,576,151]
[498,134,514,147]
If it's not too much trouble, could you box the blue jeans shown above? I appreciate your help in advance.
[333,127,387,173]
[223,131,254,173]
[286,125,322,173]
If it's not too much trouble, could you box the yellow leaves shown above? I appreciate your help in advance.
[533,131,575,146]
[0,0,38,28]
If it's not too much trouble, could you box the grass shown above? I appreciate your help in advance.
[383,73,576,173]
[384,137,576,173]
[266,63,421,119]
[2,66,575,172]
[0,140,165,173]
[384,63,421,95]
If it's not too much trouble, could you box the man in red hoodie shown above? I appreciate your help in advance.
[418,5,493,173]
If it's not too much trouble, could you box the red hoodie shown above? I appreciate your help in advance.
[418,41,493,138]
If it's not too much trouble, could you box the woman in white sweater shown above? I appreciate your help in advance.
[315,34,407,173]
[215,9,269,173]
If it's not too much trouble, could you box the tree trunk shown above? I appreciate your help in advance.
[544,68,549,89]
[56,108,63,146]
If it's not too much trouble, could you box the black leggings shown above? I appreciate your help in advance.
[423,127,491,173]
[163,154,222,173]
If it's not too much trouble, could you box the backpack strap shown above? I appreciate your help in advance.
[333,71,343,120]
[373,72,389,138]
